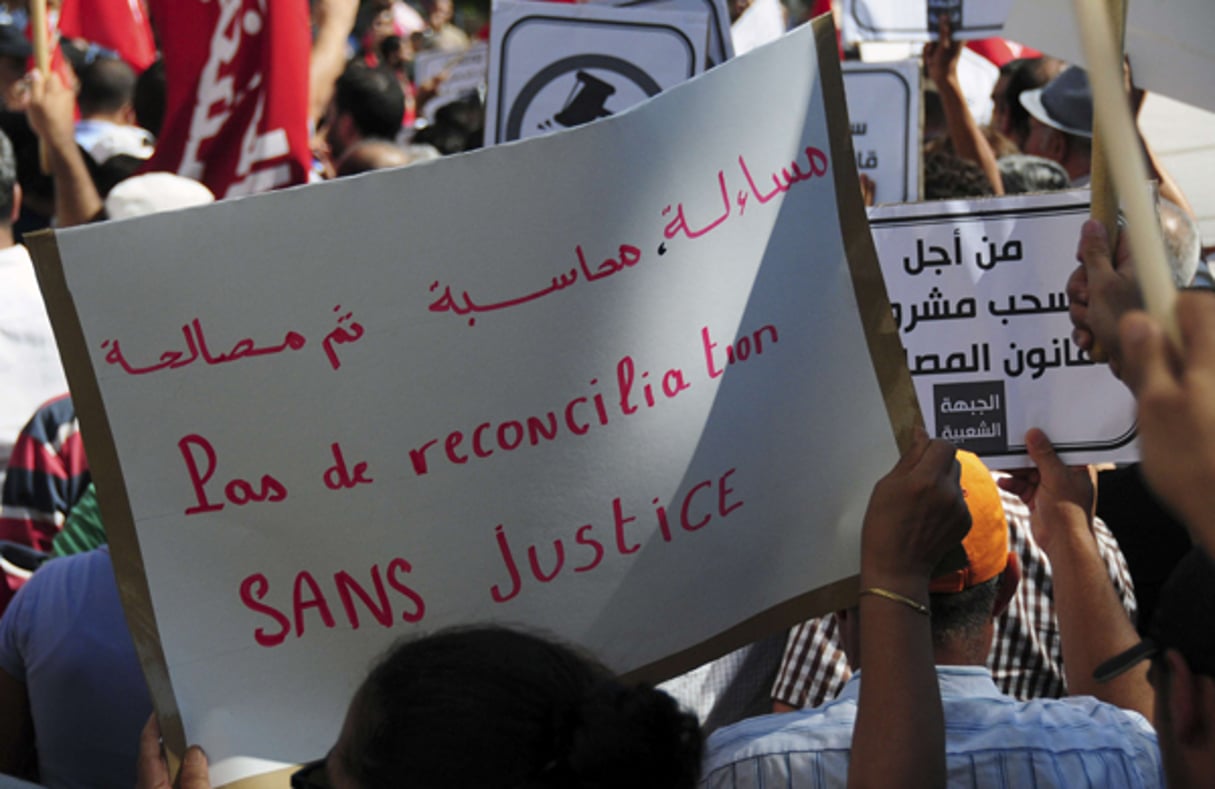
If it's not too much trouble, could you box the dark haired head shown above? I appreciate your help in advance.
[929,576,1001,648]
[134,60,166,137]
[77,56,137,117]
[923,150,994,200]
[411,94,484,155]
[994,57,1065,147]
[334,64,405,142]
[332,625,702,788]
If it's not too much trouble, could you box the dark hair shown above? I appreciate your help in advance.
[334,64,405,141]
[930,576,1001,648]
[77,56,137,116]
[998,57,1064,144]
[923,128,1017,161]
[87,153,144,197]
[339,625,702,788]
[0,128,17,223]
[378,34,404,66]
[923,150,994,200]
[133,60,166,137]
[411,94,484,154]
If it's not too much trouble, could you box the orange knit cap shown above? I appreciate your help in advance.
[929,450,1009,594]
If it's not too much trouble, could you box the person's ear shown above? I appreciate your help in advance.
[1164,649,1200,743]
[992,552,1020,618]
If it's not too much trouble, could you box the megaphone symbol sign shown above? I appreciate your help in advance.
[538,71,617,130]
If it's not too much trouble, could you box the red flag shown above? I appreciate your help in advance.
[143,0,312,199]
[58,0,157,73]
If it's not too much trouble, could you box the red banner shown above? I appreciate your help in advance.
[143,0,311,199]
[59,0,157,72]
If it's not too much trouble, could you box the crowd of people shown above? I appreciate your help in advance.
[0,0,1211,787]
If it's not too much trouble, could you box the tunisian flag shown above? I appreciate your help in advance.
[143,0,311,199]
[58,0,157,72]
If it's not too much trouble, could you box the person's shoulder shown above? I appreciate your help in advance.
[0,243,33,272]
[937,692,1162,785]
[958,692,1158,748]
[1026,694,1155,734]
[18,547,112,598]
[703,698,859,771]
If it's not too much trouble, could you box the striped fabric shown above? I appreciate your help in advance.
[705,667,1163,788]
[0,395,89,552]
[51,483,106,557]
[771,478,1137,708]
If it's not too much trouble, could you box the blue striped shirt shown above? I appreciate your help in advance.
[702,666,1163,788]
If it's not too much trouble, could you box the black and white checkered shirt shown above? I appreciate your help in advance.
[771,482,1137,708]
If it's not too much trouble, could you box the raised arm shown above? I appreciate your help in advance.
[20,69,103,227]
[1125,61,1194,219]
[309,0,360,127]
[998,429,1153,719]
[1119,292,1215,557]
[923,16,1004,195]
[849,429,970,789]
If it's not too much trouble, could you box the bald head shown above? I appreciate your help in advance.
[1159,198,1201,288]
[78,56,137,118]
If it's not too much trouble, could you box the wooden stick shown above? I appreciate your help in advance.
[29,0,49,174]
[1072,0,1178,346]
[1084,0,1126,362]
[1087,0,1125,241]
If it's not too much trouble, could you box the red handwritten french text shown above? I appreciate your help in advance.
[239,557,425,647]
[489,467,743,603]
[409,354,691,477]
[702,323,780,379]
[323,442,374,490]
[179,433,288,515]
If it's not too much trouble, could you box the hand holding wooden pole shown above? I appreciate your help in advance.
[1072,0,1178,348]
[29,0,49,173]
[1084,0,1126,364]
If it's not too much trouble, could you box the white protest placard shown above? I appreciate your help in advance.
[484,1,707,144]
[34,18,913,785]
[1004,0,1215,116]
[842,58,921,203]
[842,0,1014,43]
[414,41,489,123]
[871,191,1138,468]
[590,0,734,67]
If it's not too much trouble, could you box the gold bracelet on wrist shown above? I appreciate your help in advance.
[859,586,930,616]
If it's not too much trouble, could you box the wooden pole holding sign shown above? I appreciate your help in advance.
[1072,0,1178,346]
[1084,0,1125,363]
[1087,0,1125,251]
[29,0,49,173]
